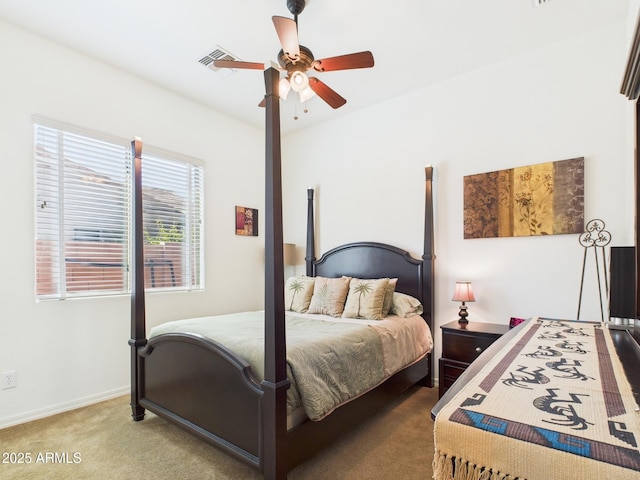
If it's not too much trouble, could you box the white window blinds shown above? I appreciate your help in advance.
[34,120,204,300]
[139,151,204,292]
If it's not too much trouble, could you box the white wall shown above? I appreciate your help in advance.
[0,19,265,427]
[282,19,632,367]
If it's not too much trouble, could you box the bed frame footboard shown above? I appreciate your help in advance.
[136,334,265,468]
[135,333,430,473]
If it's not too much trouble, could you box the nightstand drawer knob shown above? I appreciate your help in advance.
[475,347,482,353]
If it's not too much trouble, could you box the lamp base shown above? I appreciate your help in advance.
[458,303,469,324]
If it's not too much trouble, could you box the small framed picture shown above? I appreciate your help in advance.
[236,206,258,236]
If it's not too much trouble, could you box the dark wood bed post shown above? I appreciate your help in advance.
[262,66,290,480]
[129,138,146,421]
[305,188,315,276]
[423,166,435,387]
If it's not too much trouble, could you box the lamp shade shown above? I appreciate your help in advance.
[278,78,291,100]
[298,86,316,103]
[452,281,475,303]
[283,243,296,266]
[289,71,309,92]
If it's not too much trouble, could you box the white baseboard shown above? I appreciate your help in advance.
[0,386,129,429]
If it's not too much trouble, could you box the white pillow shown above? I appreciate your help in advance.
[391,292,423,317]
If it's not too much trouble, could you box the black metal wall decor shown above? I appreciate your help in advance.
[577,219,611,321]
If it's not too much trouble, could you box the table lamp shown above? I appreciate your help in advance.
[452,281,475,324]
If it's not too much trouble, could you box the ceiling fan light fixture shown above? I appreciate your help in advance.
[289,70,309,92]
[279,78,291,100]
[215,3,373,111]
[298,86,316,103]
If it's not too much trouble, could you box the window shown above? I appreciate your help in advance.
[34,118,204,299]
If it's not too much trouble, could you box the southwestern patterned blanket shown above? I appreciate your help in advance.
[433,318,640,480]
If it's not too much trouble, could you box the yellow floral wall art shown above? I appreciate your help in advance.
[463,157,584,239]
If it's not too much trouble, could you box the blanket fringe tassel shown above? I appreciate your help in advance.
[433,450,520,480]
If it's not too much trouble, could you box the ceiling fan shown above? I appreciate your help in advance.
[213,0,374,109]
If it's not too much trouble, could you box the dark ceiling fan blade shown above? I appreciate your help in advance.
[308,77,346,109]
[312,51,374,72]
[272,16,300,61]
[213,60,265,70]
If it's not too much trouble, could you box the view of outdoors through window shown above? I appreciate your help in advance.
[34,122,204,299]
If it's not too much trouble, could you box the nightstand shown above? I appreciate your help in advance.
[439,320,510,398]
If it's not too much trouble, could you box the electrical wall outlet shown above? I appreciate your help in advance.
[1,370,17,390]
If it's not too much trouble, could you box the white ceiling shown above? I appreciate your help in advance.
[0,0,630,134]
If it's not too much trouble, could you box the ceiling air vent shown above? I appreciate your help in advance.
[531,0,550,6]
[198,47,240,71]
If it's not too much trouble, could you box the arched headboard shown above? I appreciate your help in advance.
[312,241,424,304]
[303,166,435,333]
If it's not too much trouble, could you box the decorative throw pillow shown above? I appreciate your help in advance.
[381,278,398,317]
[307,276,352,317]
[391,292,423,318]
[342,278,390,320]
[284,276,315,313]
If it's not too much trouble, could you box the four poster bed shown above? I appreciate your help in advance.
[129,68,435,480]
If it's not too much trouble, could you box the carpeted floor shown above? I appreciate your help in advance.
[0,385,438,480]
